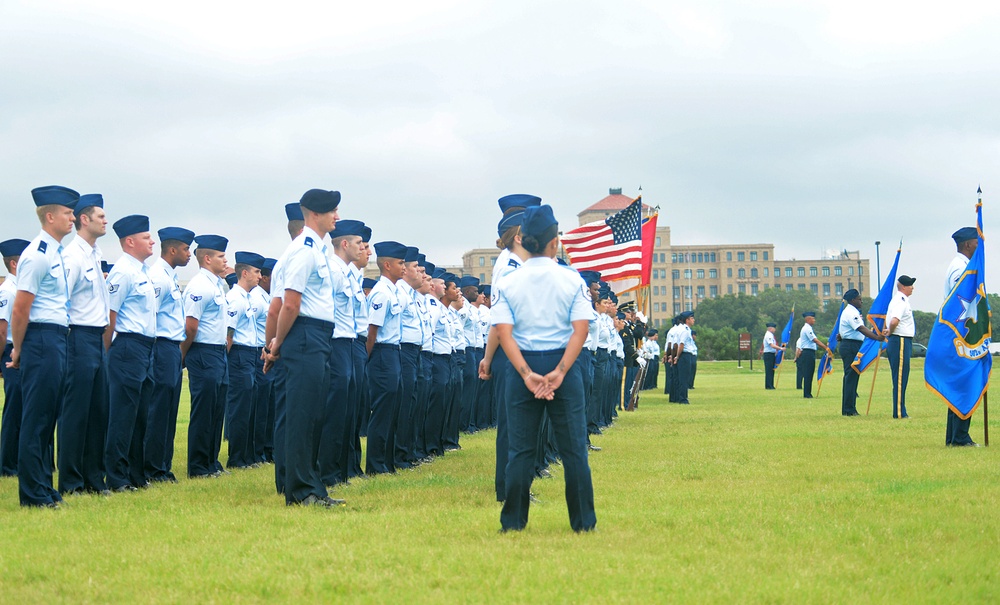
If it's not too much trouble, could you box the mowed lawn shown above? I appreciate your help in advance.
[1,359,999,603]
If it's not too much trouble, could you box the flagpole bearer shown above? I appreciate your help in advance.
[984,393,989,447]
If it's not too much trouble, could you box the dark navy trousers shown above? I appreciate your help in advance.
[492,348,509,502]
[412,351,432,459]
[186,342,227,477]
[147,338,182,481]
[282,316,332,504]
[459,348,478,432]
[443,351,464,449]
[252,353,273,462]
[473,348,491,430]
[763,352,776,389]
[319,337,353,486]
[18,323,67,506]
[1,343,22,476]
[588,350,608,435]
[106,332,154,489]
[797,349,816,398]
[424,352,451,458]
[225,344,258,468]
[501,349,596,532]
[887,335,911,418]
[366,343,401,475]
[840,339,863,415]
[394,343,420,468]
[58,326,108,493]
[349,337,367,478]
[271,359,287,493]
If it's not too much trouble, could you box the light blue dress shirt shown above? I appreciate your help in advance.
[107,252,156,337]
[64,235,109,327]
[281,227,335,323]
[798,324,818,350]
[329,254,357,339]
[397,280,424,345]
[17,231,70,326]
[0,276,16,342]
[349,264,368,337]
[838,304,865,341]
[248,286,270,347]
[226,285,260,346]
[418,294,434,352]
[490,257,595,352]
[368,276,402,345]
[428,296,452,355]
[149,257,185,341]
[184,268,228,345]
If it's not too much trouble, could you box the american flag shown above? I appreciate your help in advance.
[562,198,643,292]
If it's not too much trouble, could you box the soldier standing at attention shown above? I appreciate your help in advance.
[0,238,31,477]
[838,289,883,416]
[58,194,110,496]
[944,227,981,446]
[883,276,916,419]
[224,251,265,469]
[760,322,783,390]
[795,312,830,399]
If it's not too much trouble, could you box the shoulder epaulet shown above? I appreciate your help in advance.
[508,258,519,268]
[37,241,47,253]
[304,237,314,248]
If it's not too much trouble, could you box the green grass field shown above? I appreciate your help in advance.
[1,360,998,603]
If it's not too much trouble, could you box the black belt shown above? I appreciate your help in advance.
[230,344,260,352]
[27,322,68,335]
[116,332,155,344]
[157,338,183,345]
[373,343,400,350]
[356,334,367,344]
[191,342,226,350]
[843,338,864,343]
[332,337,354,343]
[402,343,422,350]
[296,316,335,331]
[889,334,913,339]
[70,325,106,334]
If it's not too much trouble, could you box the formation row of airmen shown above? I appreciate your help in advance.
[0,187,658,530]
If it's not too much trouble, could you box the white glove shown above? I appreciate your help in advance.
[636,311,647,323]
[637,357,647,368]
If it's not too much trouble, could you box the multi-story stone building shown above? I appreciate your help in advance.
[459,188,870,329]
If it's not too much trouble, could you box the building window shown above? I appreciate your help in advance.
[849,267,855,276]
[479,256,485,267]
[763,251,769,261]
[763,268,769,277]
[490,257,497,265]
[797,267,805,277]
[751,284,759,295]
[698,253,704,263]
[727,252,732,261]
[697,285,705,298]
[709,269,718,279]
[684,286,692,299]
[823,283,831,297]
[697,269,705,279]
[785,267,793,277]
[835,266,842,276]
[750,268,758,278]
[859,266,864,275]
[728,285,733,294]
[672,270,680,279]
[710,252,716,263]
[786,284,794,292]
[727,268,733,278]
[799,284,806,290]
[739,284,746,294]
[480,273,485,282]
[835,283,843,296]
[656,237,661,247]
[822,266,831,277]
[738,268,746,278]
[653,302,660,312]
[738,252,745,261]
[684,269,692,279]
[810,284,819,294]
[810,267,818,277]
[750,251,758,261]
[672,253,678,263]
[653,285,659,296]
[652,269,658,280]
[710,285,718,298]
[673,287,680,299]
[674,303,681,313]
[685,302,693,311]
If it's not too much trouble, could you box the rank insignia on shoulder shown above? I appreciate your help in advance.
[304,237,314,248]
[154,287,161,297]
[0,300,7,308]
[372,302,383,310]
[190,295,203,302]
[228,310,237,317]
[108,284,119,294]
[508,259,519,268]
[38,241,47,253]
[429,299,437,306]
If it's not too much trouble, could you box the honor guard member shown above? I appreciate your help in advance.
[457,275,481,434]
[795,312,830,399]
[146,226,194,483]
[672,311,696,404]
[838,289,884,416]
[394,246,424,469]
[263,203,306,494]
[348,226,372,477]
[59,193,111,495]
[182,234,230,478]
[224,251,264,469]
[642,329,660,390]
[883,275,916,419]
[481,200,533,502]
[761,323,783,390]
[592,284,614,433]
[0,238,31,477]
[254,257,276,463]
[11,186,78,507]
[104,215,158,491]
[945,227,981,445]
[265,189,341,507]
[610,306,626,420]
[491,204,596,532]
[318,219,363,487]
[365,240,407,475]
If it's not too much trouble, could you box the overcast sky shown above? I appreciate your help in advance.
[2,0,998,312]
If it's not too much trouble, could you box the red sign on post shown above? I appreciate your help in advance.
[739,333,752,351]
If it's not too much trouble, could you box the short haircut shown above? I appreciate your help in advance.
[73,205,100,231]
[234,263,252,278]
[35,204,61,224]
[287,219,305,239]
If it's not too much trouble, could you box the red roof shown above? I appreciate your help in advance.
[578,193,651,217]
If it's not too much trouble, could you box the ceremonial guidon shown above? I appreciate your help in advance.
[225,251,265,469]
[366,240,407,475]
[945,227,981,446]
[0,238,31,478]
[14,186,79,508]
[182,234,230,478]
[146,226,195,483]
[104,214,158,492]
[266,188,343,507]
[58,193,110,496]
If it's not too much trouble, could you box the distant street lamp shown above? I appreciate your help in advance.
[875,240,881,289]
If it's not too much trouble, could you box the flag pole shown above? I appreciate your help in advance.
[775,356,785,387]
[865,351,882,415]
[816,352,830,397]
[984,392,990,447]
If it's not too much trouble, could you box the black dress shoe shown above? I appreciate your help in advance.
[529,492,542,504]
[958,441,982,447]
[587,444,602,452]
[803,395,813,399]
[536,468,553,479]
[112,485,138,493]
[323,496,347,506]
[26,501,61,509]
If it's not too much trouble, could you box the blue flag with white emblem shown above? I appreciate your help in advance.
[925,201,992,419]
[774,307,794,369]
[851,245,901,375]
